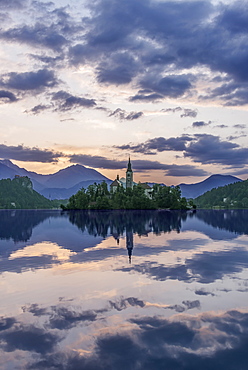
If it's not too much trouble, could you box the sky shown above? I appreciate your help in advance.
[0,0,248,185]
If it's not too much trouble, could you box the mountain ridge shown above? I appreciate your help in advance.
[179,174,242,199]
[0,159,244,200]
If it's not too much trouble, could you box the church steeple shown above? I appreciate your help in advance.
[126,157,133,189]
[127,156,132,172]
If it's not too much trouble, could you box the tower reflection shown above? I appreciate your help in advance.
[126,230,133,263]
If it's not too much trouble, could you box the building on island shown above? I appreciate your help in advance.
[110,174,122,193]
[110,158,153,198]
[139,182,153,199]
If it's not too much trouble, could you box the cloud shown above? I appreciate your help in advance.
[116,132,248,168]
[0,323,60,354]
[233,124,246,129]
[192,121,211,128]
[180,109,198,118]
[109,108,143,120]
[0,0,26,9]
[1,69,58,92]
[69,154,208,176]
[129,91,164,102]
[121,246,248,284]
[26,104,52,114]
[214,124,228,129]
[184,134,248,167]
[97,52,139,85]
[116,136,193,154]
[68,0,248,105]
[139,74,192,99]
[161,107,183,114]
[48,307,98,330]
[0,23,68,51]
[4,308,248,370]
[0,89,17,102]
[109,297,145,311]
[0,144,63,162]
[52,90,96,111]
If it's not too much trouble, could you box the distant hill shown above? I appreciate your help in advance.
[195,179,248,208]
[0,176,56,209]
[0,160,111,199]
[179,174,242,199]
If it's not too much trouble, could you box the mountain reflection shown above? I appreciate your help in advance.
[2,209,248,244]
[195,209,248,235]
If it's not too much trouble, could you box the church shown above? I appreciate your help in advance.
[110,158,153,198]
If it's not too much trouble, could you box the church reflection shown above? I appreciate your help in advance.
[126,230,133,263]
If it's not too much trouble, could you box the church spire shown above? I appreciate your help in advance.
[127,156,132,172]
[126,157,133,189]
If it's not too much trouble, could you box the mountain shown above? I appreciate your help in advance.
[40,179,112,200]
[42,164,110,189]
[0,160,111,199]
[179,174,242,199]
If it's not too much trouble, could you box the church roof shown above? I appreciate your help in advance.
[110,179,120,187]
[140,183,152,189]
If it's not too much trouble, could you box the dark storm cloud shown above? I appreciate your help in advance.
[192,121,211,128]
[69,154,208,176]
[52,90,96,111]
[0,144,63,162]
[1,69,58,91]
[184,134,248,166]
[0,89,17,102]
[109,108,143,120]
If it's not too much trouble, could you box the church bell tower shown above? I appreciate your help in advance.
[126,157,133,189]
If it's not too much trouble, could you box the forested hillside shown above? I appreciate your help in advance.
[195,179,248,209]
[0,177,58,209]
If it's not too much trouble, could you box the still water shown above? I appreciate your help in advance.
[0,209,248,369]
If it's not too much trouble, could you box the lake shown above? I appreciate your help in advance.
[0,209,248,369]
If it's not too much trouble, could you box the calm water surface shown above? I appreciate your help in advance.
[0,209,248,369]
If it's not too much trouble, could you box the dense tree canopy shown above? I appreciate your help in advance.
[195,179,248,209]
[63,182,193,210]
[0,177,60,209]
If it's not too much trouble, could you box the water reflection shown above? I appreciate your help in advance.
[0,209,248,369]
